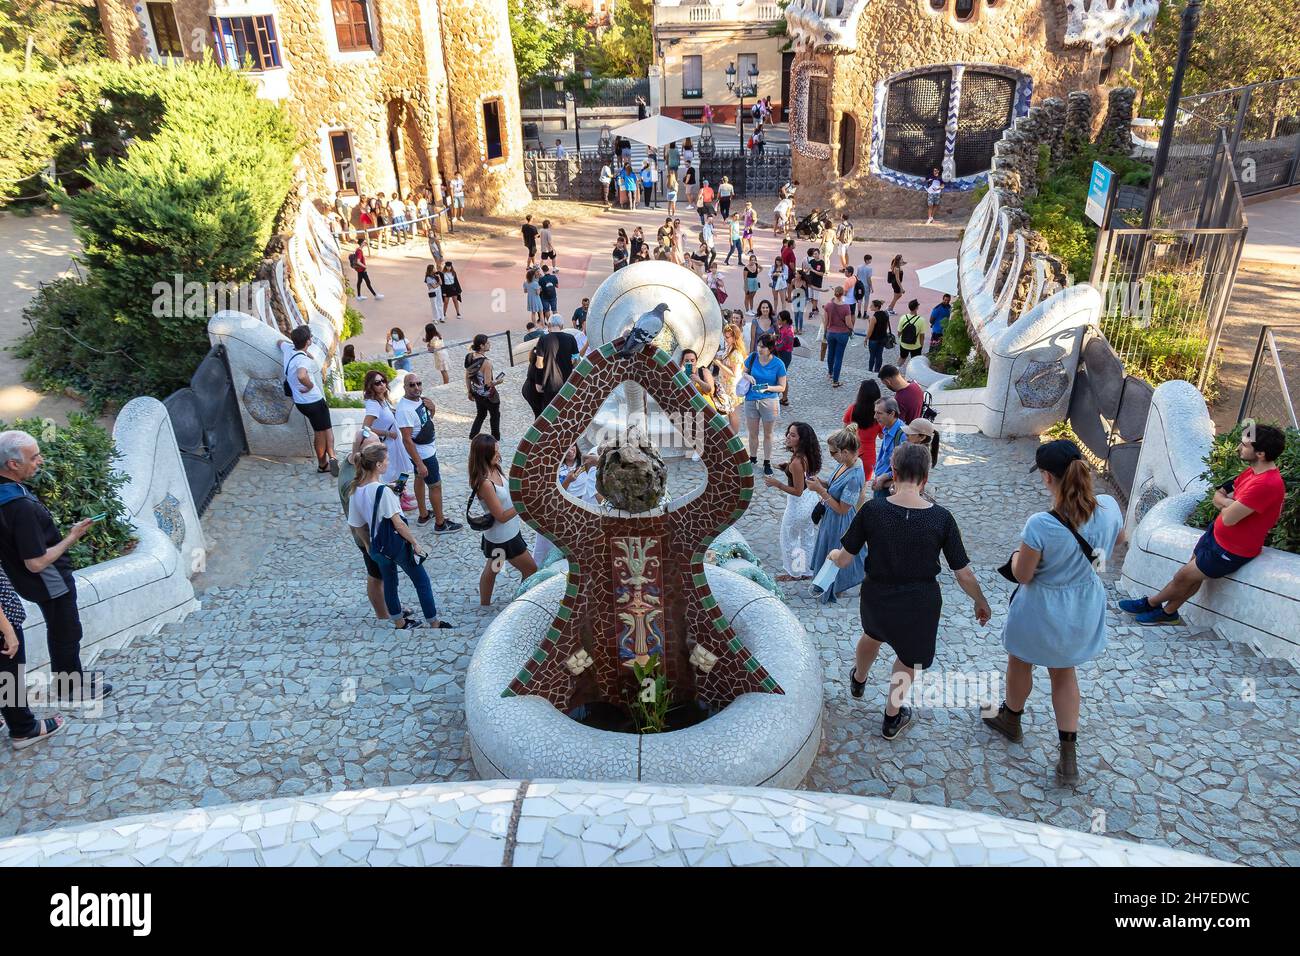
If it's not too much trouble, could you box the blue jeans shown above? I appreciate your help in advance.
[725,238,743,263]
[371,547,439,621]
[868,339,884,372]
[794,310,804,333]
[825,332,850,383]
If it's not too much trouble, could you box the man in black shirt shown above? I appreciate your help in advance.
[523,316,578,417]
[521,214,539,268]
[0,430,110,702]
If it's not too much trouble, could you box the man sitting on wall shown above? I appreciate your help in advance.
[1120,423,1287,625]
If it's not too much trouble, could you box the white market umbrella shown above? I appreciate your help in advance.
[611,115,702,149]
[916,258,959,296]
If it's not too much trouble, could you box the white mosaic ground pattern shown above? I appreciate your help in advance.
[1,341,1297,865]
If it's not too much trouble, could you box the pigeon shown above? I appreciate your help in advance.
[616,303,669,358]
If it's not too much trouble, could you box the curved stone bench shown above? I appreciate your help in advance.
[0,780,1222,867]
[466,567,823,789]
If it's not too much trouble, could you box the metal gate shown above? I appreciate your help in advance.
[523,148,792,201]
[163,344,248,515]
[1067,334,1155,501]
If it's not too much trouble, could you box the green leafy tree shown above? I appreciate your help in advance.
[1127,0,1300,117]
[508,0,590,81]
[590,0,651,77]
[0,0,106,69]
[20,59,298,405]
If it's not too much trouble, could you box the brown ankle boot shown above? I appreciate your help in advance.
[982,702,1023,742]
[1056,738,1080,787]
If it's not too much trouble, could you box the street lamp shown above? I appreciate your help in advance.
[552,70,594,157]
[725,61,761,148]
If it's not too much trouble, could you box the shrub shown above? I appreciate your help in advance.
[343,361,396,392]
[19,60,298,405]
[1188,423,1300,556]
[925,298,988,390]
[0,415,135,570]
[342,305,365,341]
[326,393,364,409]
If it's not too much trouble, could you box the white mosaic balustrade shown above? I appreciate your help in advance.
[0,780,1223,866]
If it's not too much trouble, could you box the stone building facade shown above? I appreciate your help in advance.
[782,0,1159,218]
[94,0,532,215]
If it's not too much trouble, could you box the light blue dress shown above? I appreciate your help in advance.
[525,280,544,314]
[1003,496,1123,667]
[810,460,865,603]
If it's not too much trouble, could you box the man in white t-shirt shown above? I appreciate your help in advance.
[449,172,466,222]
[395,374,462,534]
[280,326,337,475]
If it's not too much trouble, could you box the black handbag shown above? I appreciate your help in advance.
[465,489,495,532]
[811,501,826,525]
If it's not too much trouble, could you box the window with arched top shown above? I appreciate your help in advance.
[873,64,1027,188]
[953,70,1016,175]
[883,71,950,178]
[839,113,858,176]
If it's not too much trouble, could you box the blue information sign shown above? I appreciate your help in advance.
[1085,161,1113,226]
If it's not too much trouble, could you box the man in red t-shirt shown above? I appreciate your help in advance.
[880,365,923,424]
[1121,424,1287,625]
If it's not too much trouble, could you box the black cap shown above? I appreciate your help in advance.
[1031,439,1083,478]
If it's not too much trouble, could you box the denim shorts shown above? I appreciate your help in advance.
[421,454,441,485]
[1193,527,1253,579]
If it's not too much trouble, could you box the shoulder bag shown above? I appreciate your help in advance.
[998,510,1100,584]
[465,487,495,532]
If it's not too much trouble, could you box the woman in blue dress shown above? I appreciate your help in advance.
[523,268,543,325]
[807,426,865,603]
[982,439,1125,788]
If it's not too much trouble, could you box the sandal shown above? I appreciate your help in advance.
[12,714,67,750]
[394,618,424,630]
[430,621,454,629]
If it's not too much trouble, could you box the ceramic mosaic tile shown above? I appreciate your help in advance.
[505,340,779,708]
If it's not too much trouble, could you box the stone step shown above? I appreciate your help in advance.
[56,674,465,723]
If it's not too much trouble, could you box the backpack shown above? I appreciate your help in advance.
[348,250,360,270]
[899,314,923,349]
[282,349,307,397]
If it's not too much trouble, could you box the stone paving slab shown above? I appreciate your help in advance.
[1,338,1298,865]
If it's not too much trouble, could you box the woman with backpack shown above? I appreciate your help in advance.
[350,238,381,300]
[897,299,926,371]
[464,334,503,440]
[982,439,1124,787]
[469,435,538,605]
[346,444,451,631]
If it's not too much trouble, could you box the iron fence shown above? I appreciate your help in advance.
[521,77,650,112]
[1239,325,1300,430]
[162,344,248,515]
[523,148,792,201]
[1093,224,1247,395]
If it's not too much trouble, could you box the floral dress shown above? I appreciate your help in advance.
[780,456,820,579]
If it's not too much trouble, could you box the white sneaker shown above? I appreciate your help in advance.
[355,295,367,301]
[375,293,386,300]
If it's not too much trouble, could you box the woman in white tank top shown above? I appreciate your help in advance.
[469,435,538,605]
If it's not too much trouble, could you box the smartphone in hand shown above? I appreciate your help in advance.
[90,512,108,522]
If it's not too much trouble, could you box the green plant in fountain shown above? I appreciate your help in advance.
[628,654,672,734]
[927,298,989,388]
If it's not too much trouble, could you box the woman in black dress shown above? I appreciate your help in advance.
[830,443,991,740]
[440,261,463,318]
[886,254,906,315]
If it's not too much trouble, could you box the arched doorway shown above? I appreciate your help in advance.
[387,97,433,198]
[838,113,858,177]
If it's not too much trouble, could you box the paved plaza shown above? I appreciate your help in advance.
[1,336,1297,865]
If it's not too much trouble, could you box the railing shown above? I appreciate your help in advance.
[379,330,521,387]
[1239,325,1300,430]
[1091,131,1248,396]
[1178,76,1300,199]
[655,0,785,24]
[162,344,248,516]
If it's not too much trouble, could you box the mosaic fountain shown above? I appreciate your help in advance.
[465,262,823,787]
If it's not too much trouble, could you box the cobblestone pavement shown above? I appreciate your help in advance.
[1,337,1298,865]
